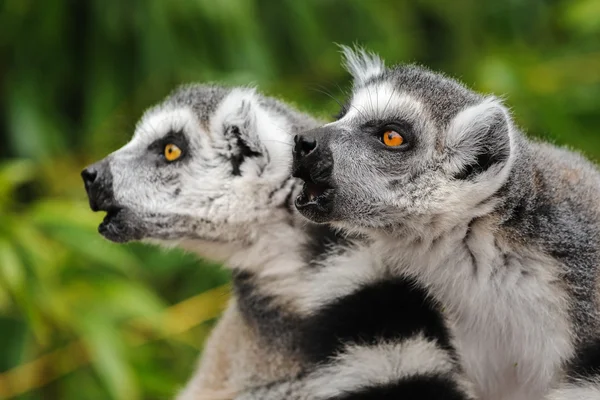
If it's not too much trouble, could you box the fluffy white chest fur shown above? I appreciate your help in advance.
[378,219,573,400]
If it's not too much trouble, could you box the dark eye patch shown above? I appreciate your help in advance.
[147,129,190,163]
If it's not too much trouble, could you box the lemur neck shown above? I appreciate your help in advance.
[184,178,312,277]
[226,219,310,276]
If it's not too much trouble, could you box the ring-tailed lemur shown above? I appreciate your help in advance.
[81,84,473,399]
[292,47,600,400]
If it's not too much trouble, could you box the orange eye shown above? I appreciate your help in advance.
[382,130,404,147]
[164,144,182,161]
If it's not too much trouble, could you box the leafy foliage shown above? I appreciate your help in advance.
[0,0,599,398]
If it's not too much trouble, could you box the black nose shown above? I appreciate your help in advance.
[81,167,98,191]
[294,135,317,158]
[81,160,115,212]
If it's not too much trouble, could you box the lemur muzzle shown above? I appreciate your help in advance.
[81,159,117,212]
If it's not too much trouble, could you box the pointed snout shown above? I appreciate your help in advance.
[292,126,333,166]
[292,127,335,184]
[81,166,98,193]
[81,159,116,212]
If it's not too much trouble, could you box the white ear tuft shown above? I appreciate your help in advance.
[444,97,513,179]
[212,89,264,154]
[216,89,268,175]
[220,89,258,133]
[339,45,385,86]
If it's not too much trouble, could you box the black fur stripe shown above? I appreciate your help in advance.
[566,337,600,381]
[233,272,452,364]
[332,373,469,400]
[300,276,453,363]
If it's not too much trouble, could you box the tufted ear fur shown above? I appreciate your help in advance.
[339,45,385,87]
[443,98,513,180]
[219,90,267,176]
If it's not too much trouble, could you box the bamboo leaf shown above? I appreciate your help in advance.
[82,314,139,400]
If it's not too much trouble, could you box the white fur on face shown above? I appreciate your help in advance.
[105,89,299,258]
[336,83,425,126]
[134,107,200,143]
[112,107,212,213]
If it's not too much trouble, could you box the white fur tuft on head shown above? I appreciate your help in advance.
[339,45,385,87]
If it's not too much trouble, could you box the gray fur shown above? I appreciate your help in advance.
[294,47,600,400]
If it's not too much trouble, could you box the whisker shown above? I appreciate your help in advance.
[311,83,369,121]
[310,84,370,120]
[262,139,293,147]
[376,85,380,119]
[381,85,397,118]
[366,85,375,118]
[323,88,366,121]
[335,83,349,98]
[309,86,344,109]
[333,83,368,120]
[267,121,294,137]
[351,104,368,121]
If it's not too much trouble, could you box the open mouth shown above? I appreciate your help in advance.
[93,205,141,243]
[97,205,129,242]
[98,206,123,232]
[292,165,335,214]
[297,180,334,207]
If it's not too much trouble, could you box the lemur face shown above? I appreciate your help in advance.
[293,47,515,234]
[82,85,295,244]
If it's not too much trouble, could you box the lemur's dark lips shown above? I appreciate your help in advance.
[99,206,122,223]
[292,165,335,211]
[296,182,334,207]
[95,205,131,243]
[97,206,122,229]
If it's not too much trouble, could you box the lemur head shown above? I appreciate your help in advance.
[293,47,517,235]
[82,85,315,248]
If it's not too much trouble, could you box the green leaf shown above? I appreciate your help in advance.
[0,239,25,292]
[0,159,36,207]
[81,314,139,400]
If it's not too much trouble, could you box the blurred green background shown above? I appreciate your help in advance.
[1,0,599,399]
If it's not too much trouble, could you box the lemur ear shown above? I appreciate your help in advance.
[226,96,258,138]
[219,90,267,175]
[339,45,385,87]
[443,98,513,180]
